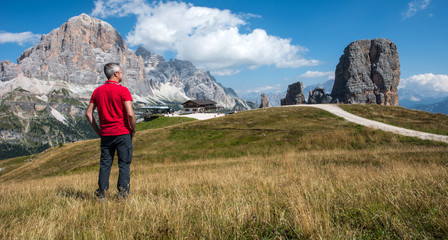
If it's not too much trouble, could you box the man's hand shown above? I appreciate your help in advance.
[85,102,101,137]
[124,101,136,140]
[131,130,136,139]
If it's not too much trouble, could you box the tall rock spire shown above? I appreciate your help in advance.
[331,38,400,106]
[281,81,306,105]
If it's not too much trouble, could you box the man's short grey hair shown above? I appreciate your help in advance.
[104,63,121,80]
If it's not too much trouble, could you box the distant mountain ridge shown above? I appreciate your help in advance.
[10,13,247,109]
[0,13,249,159]
[411,97,448,115]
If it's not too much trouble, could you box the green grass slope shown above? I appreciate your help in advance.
[1,106,445,181]
[136,115,197,131]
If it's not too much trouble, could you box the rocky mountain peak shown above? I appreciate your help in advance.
[4,13,247,109]
[17,13,134,85]
[135,46,165,68]
[64,13,124,51]
[135,46,152,60]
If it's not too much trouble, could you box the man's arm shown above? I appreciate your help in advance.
[85,102,101,137]
[124,101,136,138]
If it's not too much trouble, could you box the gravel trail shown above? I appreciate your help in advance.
[294,104,448,143]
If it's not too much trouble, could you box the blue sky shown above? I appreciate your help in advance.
[1,0,447,99]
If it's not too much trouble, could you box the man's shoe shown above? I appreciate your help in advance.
[116,190,129,200]
[117,186,129,200]
[95,189,106,201]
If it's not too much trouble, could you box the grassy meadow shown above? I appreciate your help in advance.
[1,105,448,239]
[136,116,197,131]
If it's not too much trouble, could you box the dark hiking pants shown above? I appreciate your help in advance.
[99,134,133,194]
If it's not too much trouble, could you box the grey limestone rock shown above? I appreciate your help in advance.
[0,60,20,82]
[259,93,271,108]
[321,94,333,104]
[331,38,400,106]
[281,81,306,105]
[308,87,333,104]
[136,46,165,65]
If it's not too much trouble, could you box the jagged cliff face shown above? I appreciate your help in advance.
[332,38,400,105]
[1,60,20,82]
[0,13,248,159]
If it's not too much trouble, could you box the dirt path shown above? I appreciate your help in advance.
[168,113,225,120]
[294,104,448,143]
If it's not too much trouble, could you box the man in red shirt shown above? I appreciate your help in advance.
[85,62,136,200]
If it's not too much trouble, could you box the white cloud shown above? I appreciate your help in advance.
[0,31,41,45]
[91,0,151,17]
[91,0,319,75]
[410,96,421,101]
[402,0,431,19]
[247,84,282,94]
[400,73,448,97]
[299,71,334,80]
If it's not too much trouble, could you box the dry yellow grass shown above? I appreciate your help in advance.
[1,146,447,239]
[2,106,448,238]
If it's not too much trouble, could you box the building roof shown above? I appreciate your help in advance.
[182,99,216,106]
[140,106,171,110]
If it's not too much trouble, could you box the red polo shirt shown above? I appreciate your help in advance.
[90,80,133,136]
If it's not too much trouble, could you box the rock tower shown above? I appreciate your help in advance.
[331,38,400,105]
[259,93,271,108]
[281,81,306,105]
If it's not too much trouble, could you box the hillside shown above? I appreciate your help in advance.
[1,105,446,180]
[0,87,97,160]
[1,106,448,239]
